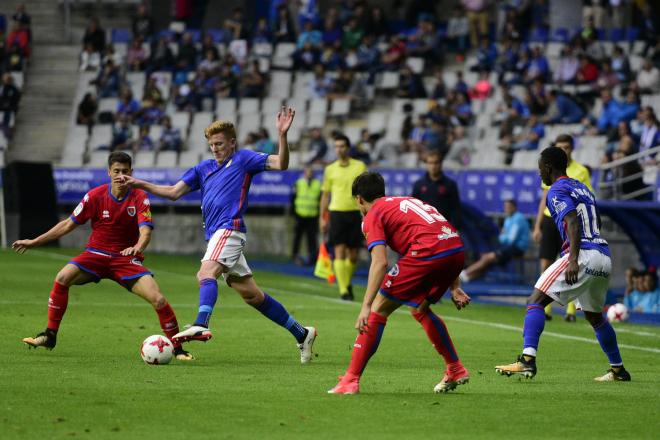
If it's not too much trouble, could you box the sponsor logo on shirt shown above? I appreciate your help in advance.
[551,196,567,214]
[102,210,110,218]
[437,226,459,241]
[130,258,143,266]
[226,159,232,168]
[127,206,136,216]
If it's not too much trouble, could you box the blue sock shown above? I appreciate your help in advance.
[522,303,546,357]
[593,319,623,366]
[254,293,307,343]
[194,278,218,328]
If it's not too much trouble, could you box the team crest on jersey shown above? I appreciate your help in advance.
[73,202,84,216]
[388,264,399,277]
[143,199,150,206]
[127,206,136,216]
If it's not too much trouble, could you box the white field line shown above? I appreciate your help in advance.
[9,250,660,352]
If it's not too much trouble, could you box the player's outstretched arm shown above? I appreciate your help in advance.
[121,225,152,256]
[266,106,295,171]
[357,245,388,333]
[533,189,549,243]
[114,175,191,201]
[12,218,78,254]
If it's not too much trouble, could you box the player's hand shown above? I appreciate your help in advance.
[320,217,328,234]
[276,106,295,134]
[532,227,542,243]
[450,287,471,310]
[565,259,579,285]
[11,239,34,254]
[120,246,142,256]
[113,174,136,189]
[355,304,371,333]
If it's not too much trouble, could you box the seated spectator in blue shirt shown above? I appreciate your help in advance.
[305,127,329,165]
[116,89,140,121]
[544,90,585,124]
[618,89,641,124]
[93,59,121,98]
[524,46,550,83]
[625,269,660,314]
[251,18,272,44]
[596,89,622,134]
[135,99,163,126]
[297,19,322,49]
[471,37,498,72]
[255,127,276,154]
[134,125,154,153]
[158,116,182,152]
[108,115,133,151]
[397,65,427,98]
[321,15,342,46]
[319,42,343,71]
[460,199,530,283]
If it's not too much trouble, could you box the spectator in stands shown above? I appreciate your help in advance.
[397,65,427,99]
[575,54,599,84]
[445,125,472,166]
[407,115,431,153]
[597,61,621,90]
[595,89,622,135]
[217,64,238,99]
[451,92,473,126]
[319,41,342,70]
[127,38,148,71]
[149,36,175,72]
[460,199,530,283]
[158,116,182,152]
[356,34,380,76]
[527,80,548,115]
[447,5,469,61]
[94,59,121,98]
[500,114,545,164]
[82,17,105,54]
[80,43,101,72]
[103,44,123,68]
[172,79,195,111]
[12,3,30,30]
[365,6,389,41]
[342,16,364,51]
[273,4,296,43]
[76,92,97,135]
[625,269,660,313]
[177,32,198,71]
[462,0,491,48]
[381,34,406,70]
[498,88,530,139]
[407,14,441,62]
[116,89,140,121]
[252,17,272,44]
[297,19,322,49]
[108,115,133,152]
[6,21,29,59]
[308,64,333,98]
[241,60,265,98]
[135,99,164,126]
[294,40,320,70]
[453,70,469,96]
[639,106,660,166]
[524,46,549,84]
[0,72,19,135]
[470,71,492,101]
[134,125,154,153]
[412,149,461,228]
[544,90,585,124]
[198,49,221,74]
[224,7,250,41]
[321,14,341,46]
[305,127,329,165]
[611,45,631,83]
[608,143,652,200]
[255,128,277,154]
[553,46,579,84]
[5,41,24,72]
[471,37,498,72]
[637,59,660,94]
[132,3,154,42]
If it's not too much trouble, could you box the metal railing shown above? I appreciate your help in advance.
[598,145,660,201]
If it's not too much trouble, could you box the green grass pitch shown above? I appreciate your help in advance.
[1,248,658,439]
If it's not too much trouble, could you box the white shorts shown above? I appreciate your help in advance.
[202,229,252,282]
[534,249,611,313]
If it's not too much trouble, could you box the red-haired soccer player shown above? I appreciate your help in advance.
[14,152,193,360]
[329,172,471,394]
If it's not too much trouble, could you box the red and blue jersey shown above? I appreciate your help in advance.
[70,184,153,255]
[546,176,610,257]
[361,196,463,259]
[181,149,268,240]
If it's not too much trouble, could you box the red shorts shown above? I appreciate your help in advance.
[69,249,153,287]
[379,248,464,307]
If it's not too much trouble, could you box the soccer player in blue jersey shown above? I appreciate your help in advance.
[115,107,318,364]
[495,146,631,381]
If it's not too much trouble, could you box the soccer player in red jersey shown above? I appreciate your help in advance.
[329,172,471,394]
[14,152,193,360]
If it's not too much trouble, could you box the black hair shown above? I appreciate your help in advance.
[108,151,132,168]
[352,172,385,202]
[333,133,351,148]
[554,133,574,148]
[504,198,517,207]
[540,146,568,171]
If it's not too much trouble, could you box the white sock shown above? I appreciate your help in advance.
[522,347,537,357]
[459,270,470,283]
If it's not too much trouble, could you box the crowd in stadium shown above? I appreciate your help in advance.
[0,3,28,141]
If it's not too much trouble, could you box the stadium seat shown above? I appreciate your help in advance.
[367,112,389,134]
[305,112,326,129]
[269,71,292,98]
[171,111,190,135]
[9,72,24,90]
[287,97,308,113]
[253,42,273,58]
[238,113,262,135]
[179,150,201,168]
[292,72,314,98]
[238,98,260,116]
[155,151,177,168]
[63,125,89,157]
[406,57,425,74]
[287,125,302,144]
[89,125,112,150]
[216,98,237,120]
[308,98,327,115]
[398,152,419,168]
[610,28,625,42]
[545,42,563,58]
[288,151,302,169]
[261,98,282,115]
[89,150,110,168]
[272,43,296,69]
[98,97,119,115]
[150,71,172,100]
[511,151,539,170]
[111,28,131,44]
[376,72,399,89]
[134,151,156,168]
[329,98,351,117]
[343,126,363,145]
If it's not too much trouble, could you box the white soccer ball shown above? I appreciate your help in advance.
[607,303,629,323]
[140,335,174,365]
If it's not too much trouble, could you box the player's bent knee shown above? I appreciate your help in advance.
[527,289,550,306]
[152,295,167,309]
[584,311,604,327]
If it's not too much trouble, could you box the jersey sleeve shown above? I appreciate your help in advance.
[242,149,268,174]
[363,209,386,251]
[70,192,94,225]
[137,193,154,229]
[574,164,593,191]
[547,185,576,224]
[180,165,200,191]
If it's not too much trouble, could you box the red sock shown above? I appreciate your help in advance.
[156,303,180,348]
[346,312,388,377]
[412,309,459,365]
[47,282,69,331]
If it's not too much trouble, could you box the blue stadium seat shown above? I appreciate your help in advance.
[530,28,549,43]
[187,29,202,43]
[205,29,226,43]
[626,27,640,42]
[610,28,625,42]
[551,28,569,43]
[112,28,131,43]
[596,28,607,41]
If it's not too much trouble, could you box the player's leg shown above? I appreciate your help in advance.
[540,216,562,320]
[127,274,193,360]
[329,294,401,394]
[333,243,350,298]
[23,264,96,350]
[460,251,498,282]
[291,215,304,264]
[345,247,359,299]
[229,273,317,364]
[305,217,319,265]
